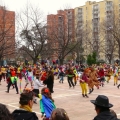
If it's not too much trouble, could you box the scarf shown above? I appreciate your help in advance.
[20,105,32,112]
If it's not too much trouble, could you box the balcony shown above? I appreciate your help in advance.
[93,13,99,19]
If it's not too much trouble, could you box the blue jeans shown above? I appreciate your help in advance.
[60,76,64,82]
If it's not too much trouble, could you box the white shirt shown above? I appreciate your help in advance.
[33,78,44,89]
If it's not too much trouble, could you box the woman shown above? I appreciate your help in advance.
[43,70,54,93]
[80,68,89,98]
[39,87,56,120]
[12,88,38,120]
[0,103,13,120]
[24,68,34,89]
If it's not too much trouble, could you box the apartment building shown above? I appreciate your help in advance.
[0,6,15,61]
[75,0,119,62]
[47,9,75,60]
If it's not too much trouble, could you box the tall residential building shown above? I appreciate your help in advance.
[0,6,15,61]
[47,9,75,60]
[75,0,119,61]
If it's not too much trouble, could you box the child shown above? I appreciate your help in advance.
[32,75,44,104]
[38,87,56,120]
[24,68,34,89]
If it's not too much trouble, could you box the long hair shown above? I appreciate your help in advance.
[47,70,54,80]
[0,103,13,120]
[41,87,54,102]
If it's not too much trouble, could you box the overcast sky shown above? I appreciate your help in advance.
[1,0,101,15]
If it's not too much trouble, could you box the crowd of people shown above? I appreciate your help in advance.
[0,61,120,120]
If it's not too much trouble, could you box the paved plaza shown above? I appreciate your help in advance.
[0,76,120,120]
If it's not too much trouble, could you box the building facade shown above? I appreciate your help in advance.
[0,6,15,61]
[75,0,120,62]
[47,9,75,60]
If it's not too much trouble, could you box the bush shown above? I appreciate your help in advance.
[87,52,97,66]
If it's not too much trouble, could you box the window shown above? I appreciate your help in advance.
[78,8,82,14]
[106,1,112,5]
[93,14,99,18]
[93,4,98,9]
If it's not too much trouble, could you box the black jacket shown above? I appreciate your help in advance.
[93,111,119,120]
[12,109,39,120]
[44,76,54,85]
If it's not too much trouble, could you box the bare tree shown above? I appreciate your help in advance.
[99,8,120,62]
[17,4,47,64]
[47,9,83,65]
[0,6,15,61]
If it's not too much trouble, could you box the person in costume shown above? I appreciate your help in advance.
[79,68,89,98]
[40,69,47,82]
[113,66,118,86]
[98,68,105,87]
[73,67,77,85]
[35,67,40,79]
[17,66,22,80]
[118,67,120,80]
[6,67,19,94]
[38,87,56,120]
[87,68,94,94]
[59,69,64,83]
[43,70,54,93]
[1,66,6,81]
[32,74,44,104]
[66,69,75,88]
[0,67,2,85]
[89,67,100,89]
[24,68,34,89]
[106,67,113,83]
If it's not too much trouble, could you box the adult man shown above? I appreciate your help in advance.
[12,88,38,120]
[90,95,119,120]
